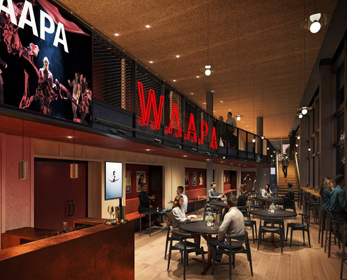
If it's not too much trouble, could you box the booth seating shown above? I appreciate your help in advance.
[185,188,207,212]
[125,198,142,221]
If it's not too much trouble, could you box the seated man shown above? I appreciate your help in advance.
[328,174,347,220]
[284,182,294,201]
[208,182,223,202]
[162,186,188,230]
[207,195,245,262]
[282,182,295,210]
[237,185,248,206]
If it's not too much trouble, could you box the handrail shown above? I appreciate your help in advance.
[293,147,300,187]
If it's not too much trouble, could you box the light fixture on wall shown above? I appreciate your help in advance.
[18,118,27,180]
[70,130,78,179]
[297,106,312,116]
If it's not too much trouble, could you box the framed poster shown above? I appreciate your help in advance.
[136,171,146,192]
[199,172,203,185]
[192,172,197,186]
[185,172,189,187]
[126,171,131,194]
[105,162,123,200]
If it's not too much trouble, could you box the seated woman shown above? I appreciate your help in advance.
[319,177,334,211]
[171,195,199,243]
[261,184,272,198]
[138,183,162,227]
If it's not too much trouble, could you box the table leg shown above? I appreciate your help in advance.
[140,213,142,236]
[195,201,197,215]
[149,214,152,237]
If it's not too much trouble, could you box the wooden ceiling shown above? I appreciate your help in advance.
[56,0,338,139]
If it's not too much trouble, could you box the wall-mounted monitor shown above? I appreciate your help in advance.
[0,0,92,125]
[105,162,123,200]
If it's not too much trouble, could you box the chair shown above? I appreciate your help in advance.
[340,222,347,279]
[211,232,253,280]
[237,206,257,243]
[325,211,344,258]
[286,213,311,247]
[283,198,296,213]
[257,218,285,253]
[203,203,220,220]
[164,220,195,259]
[167,230,206,280]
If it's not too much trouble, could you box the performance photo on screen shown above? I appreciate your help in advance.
[105,162,123,200]
[0,0,92,125]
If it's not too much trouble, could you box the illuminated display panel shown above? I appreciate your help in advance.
[0,0,92,125]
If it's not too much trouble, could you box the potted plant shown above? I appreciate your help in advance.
[206,214,214,226]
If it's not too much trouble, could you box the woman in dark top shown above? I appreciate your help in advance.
[138,183,162,226]
[319,177,334,211]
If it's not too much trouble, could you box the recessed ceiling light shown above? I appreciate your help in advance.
[114,33,119,36]
[173,79,176,82]
[213,110,216,112]
[183,155,187,157]
[146,149,150,151]
[196,76,200,78]
[149,61,153,64]
[231,163,233,165]
[145,25,151,28]
[176,55,180,58]
[67,136,73,139]
[203,102,206,105]
[220,101,223,103]
[191,92,194,95]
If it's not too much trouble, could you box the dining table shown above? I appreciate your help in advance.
[180,220,221,273]
[139,207,165,237]
[250,209,297,246]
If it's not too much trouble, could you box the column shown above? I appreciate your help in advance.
[206,159,214,197]
[319,59,333,181]
[206,91,214,196]
[256,117,264,191]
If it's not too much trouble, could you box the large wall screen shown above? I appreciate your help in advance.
[0,0,92,125]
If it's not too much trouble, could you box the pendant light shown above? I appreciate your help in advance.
[70,130,78,179]
[19,118,27,180]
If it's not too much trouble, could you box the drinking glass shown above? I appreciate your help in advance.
[107,206,113,220]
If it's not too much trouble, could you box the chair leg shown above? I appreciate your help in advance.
[307,228,311,248]
[286,225,289,241]
[248,250,253,276]
[201,247,206,275]
[257,229,261,250]
[183,246,187,280]
[303,230,305,244]
[167,239,173,271]
[280,231,284,253]
[328,223,332,258]
[255,223,258,240]
[164,233,169,259]
[290,228,293,247]
[252,225,255,243]
[229,253,232,280]
[211,249,216,275]
[233,254,235,268]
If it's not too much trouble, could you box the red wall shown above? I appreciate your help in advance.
[125,164,149,199]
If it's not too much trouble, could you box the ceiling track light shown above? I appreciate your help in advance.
[176,144,182,149]
[205,151,211,156]
[300,11,330,34]
[192,147,198,152]
[154,138,161,144]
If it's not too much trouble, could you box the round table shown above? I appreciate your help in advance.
[250,209,297,248]
[250,209,297,218]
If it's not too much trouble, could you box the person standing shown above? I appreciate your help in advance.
[243,174,252,191]
[282,154,289,178]
[226,112,237,148]
[138,183,162,227]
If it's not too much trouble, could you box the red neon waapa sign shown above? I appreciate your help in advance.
[137,81,217,149]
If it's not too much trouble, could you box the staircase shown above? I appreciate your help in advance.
[277,160,298,200]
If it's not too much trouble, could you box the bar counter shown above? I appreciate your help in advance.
[0,219,134,280]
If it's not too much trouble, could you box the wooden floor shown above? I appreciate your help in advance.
[135,206,345,280]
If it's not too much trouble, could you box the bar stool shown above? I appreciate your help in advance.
[325,211,344,258]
